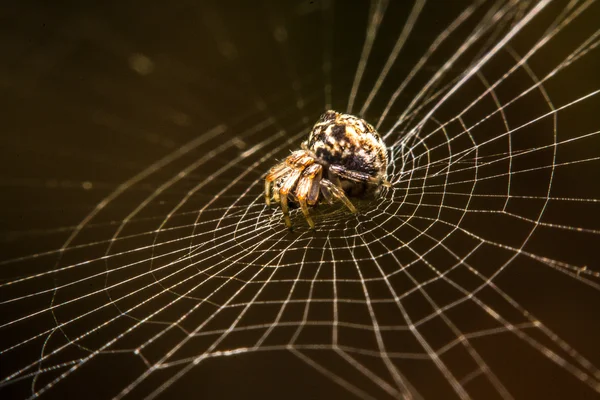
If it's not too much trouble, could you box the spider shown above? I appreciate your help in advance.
[265,110,389,228]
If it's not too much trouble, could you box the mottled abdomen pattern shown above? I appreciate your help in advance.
[305,110,388,195]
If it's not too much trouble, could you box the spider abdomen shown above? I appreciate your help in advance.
[306,110,388,196]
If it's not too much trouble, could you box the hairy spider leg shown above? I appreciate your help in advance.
[265,150,312,206]
[265,163,292,207]
[287,152,315,169]
[279,168,303,228]
[320,179,357,214]
[326,170,343,196]
[295,163,322,229]
[320,182,334,204]
[285,150,312,166]
[329,164,389,186]
[307,168,322,206]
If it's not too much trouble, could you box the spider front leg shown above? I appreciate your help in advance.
[279,168,303,228]
[320,179,357,214]
[294,164,322,229]
[265,162,292,207]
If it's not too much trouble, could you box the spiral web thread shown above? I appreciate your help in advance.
[1,1,600,399]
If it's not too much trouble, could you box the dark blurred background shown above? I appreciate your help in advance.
[1,1,600,399]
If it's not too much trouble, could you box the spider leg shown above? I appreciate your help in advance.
[320,183,333,204]
[320,178,357,214]
[329,164,383,185]
[286,150,314,168]
[266,150,316,227]
[307,167,322,206]
[265,162,292,206]
[326,169,343,190]
[294,164,322,229]
[279,169,303,228]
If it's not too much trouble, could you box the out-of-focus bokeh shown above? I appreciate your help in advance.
[1,1,600,399]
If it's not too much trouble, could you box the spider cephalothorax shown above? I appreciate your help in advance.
[265,110,389,228]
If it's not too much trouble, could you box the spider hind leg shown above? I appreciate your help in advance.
[329,164,383,185]
[329,164,390,196]
[320,178,357,214]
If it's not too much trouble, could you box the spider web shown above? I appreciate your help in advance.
[1,0,600,399]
